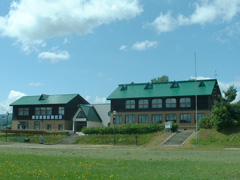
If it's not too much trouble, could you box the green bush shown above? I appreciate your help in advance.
[81,123,178,135]
[171,123,179,132]
[198,117,213,129]
[212,106,233,131]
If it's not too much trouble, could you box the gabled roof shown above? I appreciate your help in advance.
[79,104,102,122]
[10,94,79,106]
[107,79,219,100]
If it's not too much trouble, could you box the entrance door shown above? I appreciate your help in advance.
[75,121,87,132]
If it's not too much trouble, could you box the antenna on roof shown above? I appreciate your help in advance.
[214,70,218,79]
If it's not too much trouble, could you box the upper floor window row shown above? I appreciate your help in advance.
[125,98,191,109]
[34,107,65,116]
[35,107,52,116]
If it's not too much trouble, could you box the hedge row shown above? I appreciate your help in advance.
[81,123,178,135]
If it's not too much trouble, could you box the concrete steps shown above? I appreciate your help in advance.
[163,131,194,146]
[57,135,80,145]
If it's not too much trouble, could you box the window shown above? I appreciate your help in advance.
[34,122,40,130]
[180,98,191,108]
[35,107,40,115]
[59,107,65,115]
[180,114,191,123]
[152,99,162,108]
[47,107,52,115]
[18,122,28,129]
[126,100,135,109]
[139,99,149,109]
[35,107,52,115]
[152,114,162,123]
[58,124,63,130]
[138,115,149,123]
[41,107,46,115]
[166,98,176,108]
[18,108,29,116]
[76,111,86,118]
[195,113,205,122]
[114,115,123,124]
[47,124,51,130]
[125,115,135,124]
[166,114,177,123]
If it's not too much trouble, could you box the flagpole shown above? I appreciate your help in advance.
[195,53,198,147]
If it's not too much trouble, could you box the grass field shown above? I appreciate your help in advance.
[0,143,240,180]
[0,129,240,179]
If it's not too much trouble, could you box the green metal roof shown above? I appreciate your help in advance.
[79,105,102,122]
[107,79,218,100]
[10,94,79,106]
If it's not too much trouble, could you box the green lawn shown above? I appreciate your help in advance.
[0,146,239,180]
[191,129,240,148]
[0,134,65,144]
[74,134,154,145]
[0,129,240,179]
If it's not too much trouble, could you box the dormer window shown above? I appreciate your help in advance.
[121,85,127,91]
[171,81,179,88]
[199,81,206,87]
[39,94,49,100]
[145,82,153,89]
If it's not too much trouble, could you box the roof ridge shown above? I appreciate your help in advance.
[118,79,217,86]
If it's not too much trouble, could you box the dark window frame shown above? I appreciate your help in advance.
[138,114,149,123]
[166,98,177,108]
[152,99,162,108]
[180,98,191,108]
[139,99,149,109]
[125,100,135,109]
[166,114,177,123]
[125,115,135,124]
[152,114,162,123]
[180,113,191,123]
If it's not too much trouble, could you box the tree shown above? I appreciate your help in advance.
[223,85,237,103]
[212,105,232,131]
[211,85,239,131]
[151,75,169,83]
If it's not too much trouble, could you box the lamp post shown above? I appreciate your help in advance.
[6,112,9,142]
[113,111,117,146]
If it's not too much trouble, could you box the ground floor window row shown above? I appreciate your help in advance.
[113,113,205,124]
[17,122,63,130]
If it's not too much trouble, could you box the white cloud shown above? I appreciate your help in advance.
[0,90,26,113]
[149,0,240,33]
[119,45,127,51]
[148,11,177,33]
[213,22,240,43]
[28,82,43,87]
[132,40,158,51]
[38,51,70,63]
[0,0,143,42]
[85,96,91,102]
[94,96,107,104]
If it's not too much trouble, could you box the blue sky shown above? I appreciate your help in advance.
[0,0,240,113]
